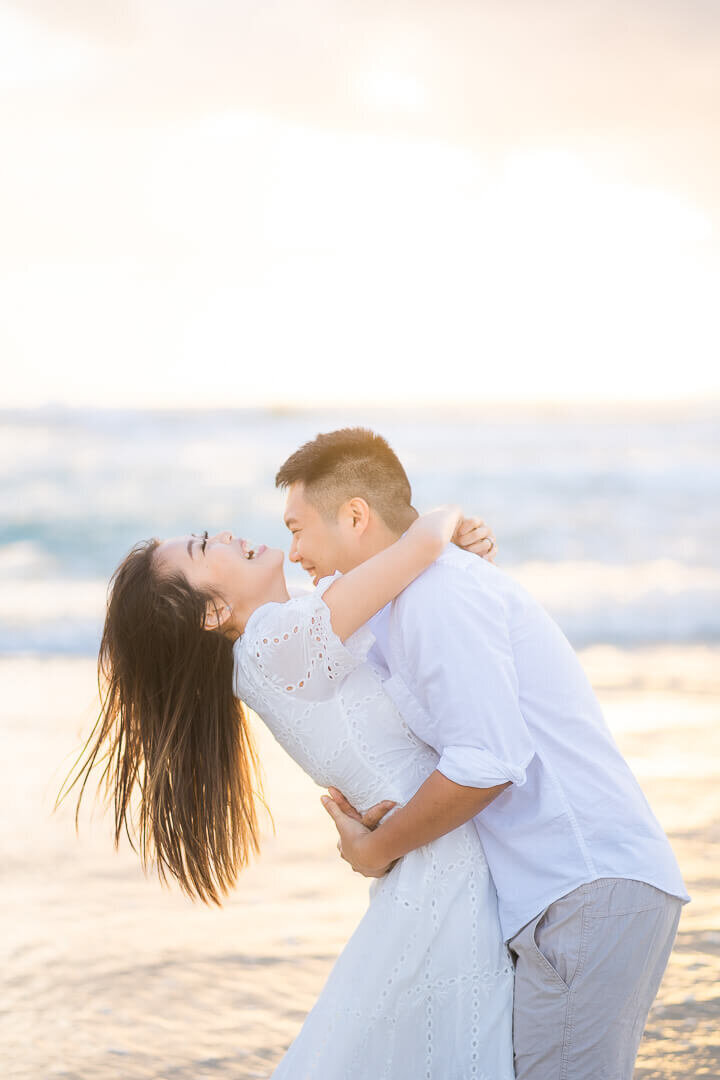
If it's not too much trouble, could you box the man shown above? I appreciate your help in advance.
[275,426,688,1080]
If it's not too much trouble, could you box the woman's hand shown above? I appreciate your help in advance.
[454,516,497,562]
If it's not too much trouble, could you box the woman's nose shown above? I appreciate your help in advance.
[211,531,233,544]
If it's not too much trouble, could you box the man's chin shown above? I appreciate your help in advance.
[305,566,332,586]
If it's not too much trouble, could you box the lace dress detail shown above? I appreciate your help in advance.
[234,578,515,1079]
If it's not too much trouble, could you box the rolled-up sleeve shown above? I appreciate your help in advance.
[437,745,531,788]
[395,566,535,789]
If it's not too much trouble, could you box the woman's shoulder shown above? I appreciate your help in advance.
[233,574,373,705]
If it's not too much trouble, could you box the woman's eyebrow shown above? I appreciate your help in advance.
[186,538,195,559]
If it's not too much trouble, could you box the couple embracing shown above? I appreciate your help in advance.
[76,427,688,1079]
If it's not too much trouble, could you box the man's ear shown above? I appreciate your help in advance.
[204,599,232,631]
[345,497,371,534]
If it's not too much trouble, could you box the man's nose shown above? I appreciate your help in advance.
[288,538,301,562]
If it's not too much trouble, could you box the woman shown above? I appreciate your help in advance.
[68,508,514,1078]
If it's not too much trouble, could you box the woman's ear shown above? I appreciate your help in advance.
[204,600,232,632]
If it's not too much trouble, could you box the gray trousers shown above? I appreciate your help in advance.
[507,878,682,1080]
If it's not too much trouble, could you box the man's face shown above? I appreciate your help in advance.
[283,483,353,585]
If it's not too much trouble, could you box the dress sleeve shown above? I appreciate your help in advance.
[239,575,375,702]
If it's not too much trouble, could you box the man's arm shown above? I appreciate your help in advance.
[323,771,510,876]
[399,564,534,789]
[327,563,535,874]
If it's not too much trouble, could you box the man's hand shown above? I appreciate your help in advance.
[321,790,397,878]
[454,516,497,562]
[326,771,511,877]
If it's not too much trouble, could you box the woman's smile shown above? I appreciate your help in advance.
[243,542,268,560]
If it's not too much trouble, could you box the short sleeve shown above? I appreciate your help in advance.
[235,574,374,703]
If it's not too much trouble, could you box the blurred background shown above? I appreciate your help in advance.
[1,2,719,1078]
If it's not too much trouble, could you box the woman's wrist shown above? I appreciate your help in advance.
[405,508,459,558]
[409,522,445,556]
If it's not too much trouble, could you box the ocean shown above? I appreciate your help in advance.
[3,404,719,1078]
[2,403,718,656]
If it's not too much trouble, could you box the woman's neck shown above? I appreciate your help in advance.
[231,576,291,639]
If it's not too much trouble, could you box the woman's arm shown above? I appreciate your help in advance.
[322,506,462,642]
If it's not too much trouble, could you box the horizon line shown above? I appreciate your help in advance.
[3,397,719,415]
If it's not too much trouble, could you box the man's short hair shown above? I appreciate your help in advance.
[275,427,413,533]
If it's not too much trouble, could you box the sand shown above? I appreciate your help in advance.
[1,648,719,1079]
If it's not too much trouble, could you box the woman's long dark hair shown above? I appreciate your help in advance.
[59,540,263,905]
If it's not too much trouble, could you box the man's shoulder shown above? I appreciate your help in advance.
[392,549,547,655]
[396,545,506,609]
[436,544,497,575]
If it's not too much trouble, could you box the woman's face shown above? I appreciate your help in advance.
[155,530,286,629]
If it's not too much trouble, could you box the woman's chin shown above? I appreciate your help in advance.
[266,546,284,566]
[250,545,283,566]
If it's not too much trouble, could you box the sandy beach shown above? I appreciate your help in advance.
[3,0,720,1070]
[2,647,718,1079]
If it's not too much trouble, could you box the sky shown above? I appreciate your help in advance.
[1,0,719,408]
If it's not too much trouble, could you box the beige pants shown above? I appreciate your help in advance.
[508,878,682,1080]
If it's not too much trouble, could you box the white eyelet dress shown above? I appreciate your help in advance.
[233,577,515,1080]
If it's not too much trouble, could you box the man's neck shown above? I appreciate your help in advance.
[353,507,417,564]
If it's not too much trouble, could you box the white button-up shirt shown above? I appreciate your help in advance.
[368,545,689,941]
